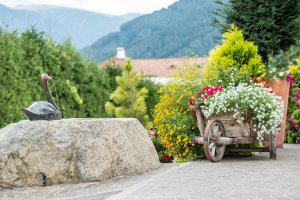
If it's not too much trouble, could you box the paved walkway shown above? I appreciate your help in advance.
[1,144,300,200]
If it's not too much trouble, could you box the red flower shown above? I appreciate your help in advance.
[203,86,210,91]
[251,77,258,82]
[162,155,173,162]
[260,77,266,82]
[188,97,194,105]
[162,155,170,160]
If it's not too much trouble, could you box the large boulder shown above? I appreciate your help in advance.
[0,118,160,187]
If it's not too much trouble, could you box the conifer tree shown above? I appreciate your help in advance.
[204,25,265,85]
[105,60,149,126]
[213,0,300,63]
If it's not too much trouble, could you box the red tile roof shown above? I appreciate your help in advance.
[99,57,207,77]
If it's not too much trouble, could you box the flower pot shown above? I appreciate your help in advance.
[267,78,290,148]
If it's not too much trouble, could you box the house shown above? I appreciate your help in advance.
[99,48,207,84]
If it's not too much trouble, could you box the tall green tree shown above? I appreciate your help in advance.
[213,0,300,63]
[105,60,149,126]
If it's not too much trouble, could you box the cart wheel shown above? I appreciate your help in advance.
[203,120,226,162]
[269,134,276,160]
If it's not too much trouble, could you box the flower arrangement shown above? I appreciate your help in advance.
[192,82,284,140]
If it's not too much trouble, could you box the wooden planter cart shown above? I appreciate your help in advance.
[190,104,276,162]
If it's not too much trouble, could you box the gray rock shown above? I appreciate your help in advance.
[0,118,160,187]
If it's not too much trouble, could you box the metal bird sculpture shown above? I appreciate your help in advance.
[21,73,62,120]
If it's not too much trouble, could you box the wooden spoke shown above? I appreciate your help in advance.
[203,120,226,162]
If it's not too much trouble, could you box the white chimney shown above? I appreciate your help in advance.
[116,47,126,59]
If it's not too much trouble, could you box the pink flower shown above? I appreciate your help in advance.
[286,75,294,83]
[208,89,214,96]
[203,86,210,91]
[296,92,300,102]
[149,129,156,139]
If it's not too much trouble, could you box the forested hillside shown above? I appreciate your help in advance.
[0,4,139,49]
[81,0,220,62]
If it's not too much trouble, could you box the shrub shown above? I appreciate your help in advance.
[204,25,265,86]
[139,78,160,121]
[105,60,149,127]
[285,58,300,143]
[153,63,204,162]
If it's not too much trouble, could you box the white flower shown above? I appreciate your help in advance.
[278,72,284,77]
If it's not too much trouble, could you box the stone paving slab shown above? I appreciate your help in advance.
[1,144,300,200]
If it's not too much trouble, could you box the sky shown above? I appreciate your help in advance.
[0,0,179,15]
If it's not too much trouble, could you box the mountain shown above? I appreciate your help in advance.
[81,0,220,62]
[0,4,140,49]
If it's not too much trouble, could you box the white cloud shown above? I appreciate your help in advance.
[0,0,178,15]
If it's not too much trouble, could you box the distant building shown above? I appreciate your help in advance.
[99,48,207,84]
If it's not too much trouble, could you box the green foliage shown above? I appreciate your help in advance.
[289,59,300,87]
[138,78,160,120]
[213,0,300,63]
[105,60,149,127]
[291,110,300,124]
[102,61,123,89]
[204,25,265,86]
[216,68,252,87]
[82,0,220,62]
[0,28,118,128]
[65,80,83,105]
[268,42,300,69]
[266,42,300,79]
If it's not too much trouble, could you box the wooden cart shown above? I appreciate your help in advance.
[190,104,276,162]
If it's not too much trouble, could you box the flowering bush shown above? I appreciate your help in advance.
[197,82,284,140]
[153,64,204,162]
[286,58,300,143]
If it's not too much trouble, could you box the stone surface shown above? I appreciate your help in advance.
[1,144,300,199]
[0,118,160,187]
